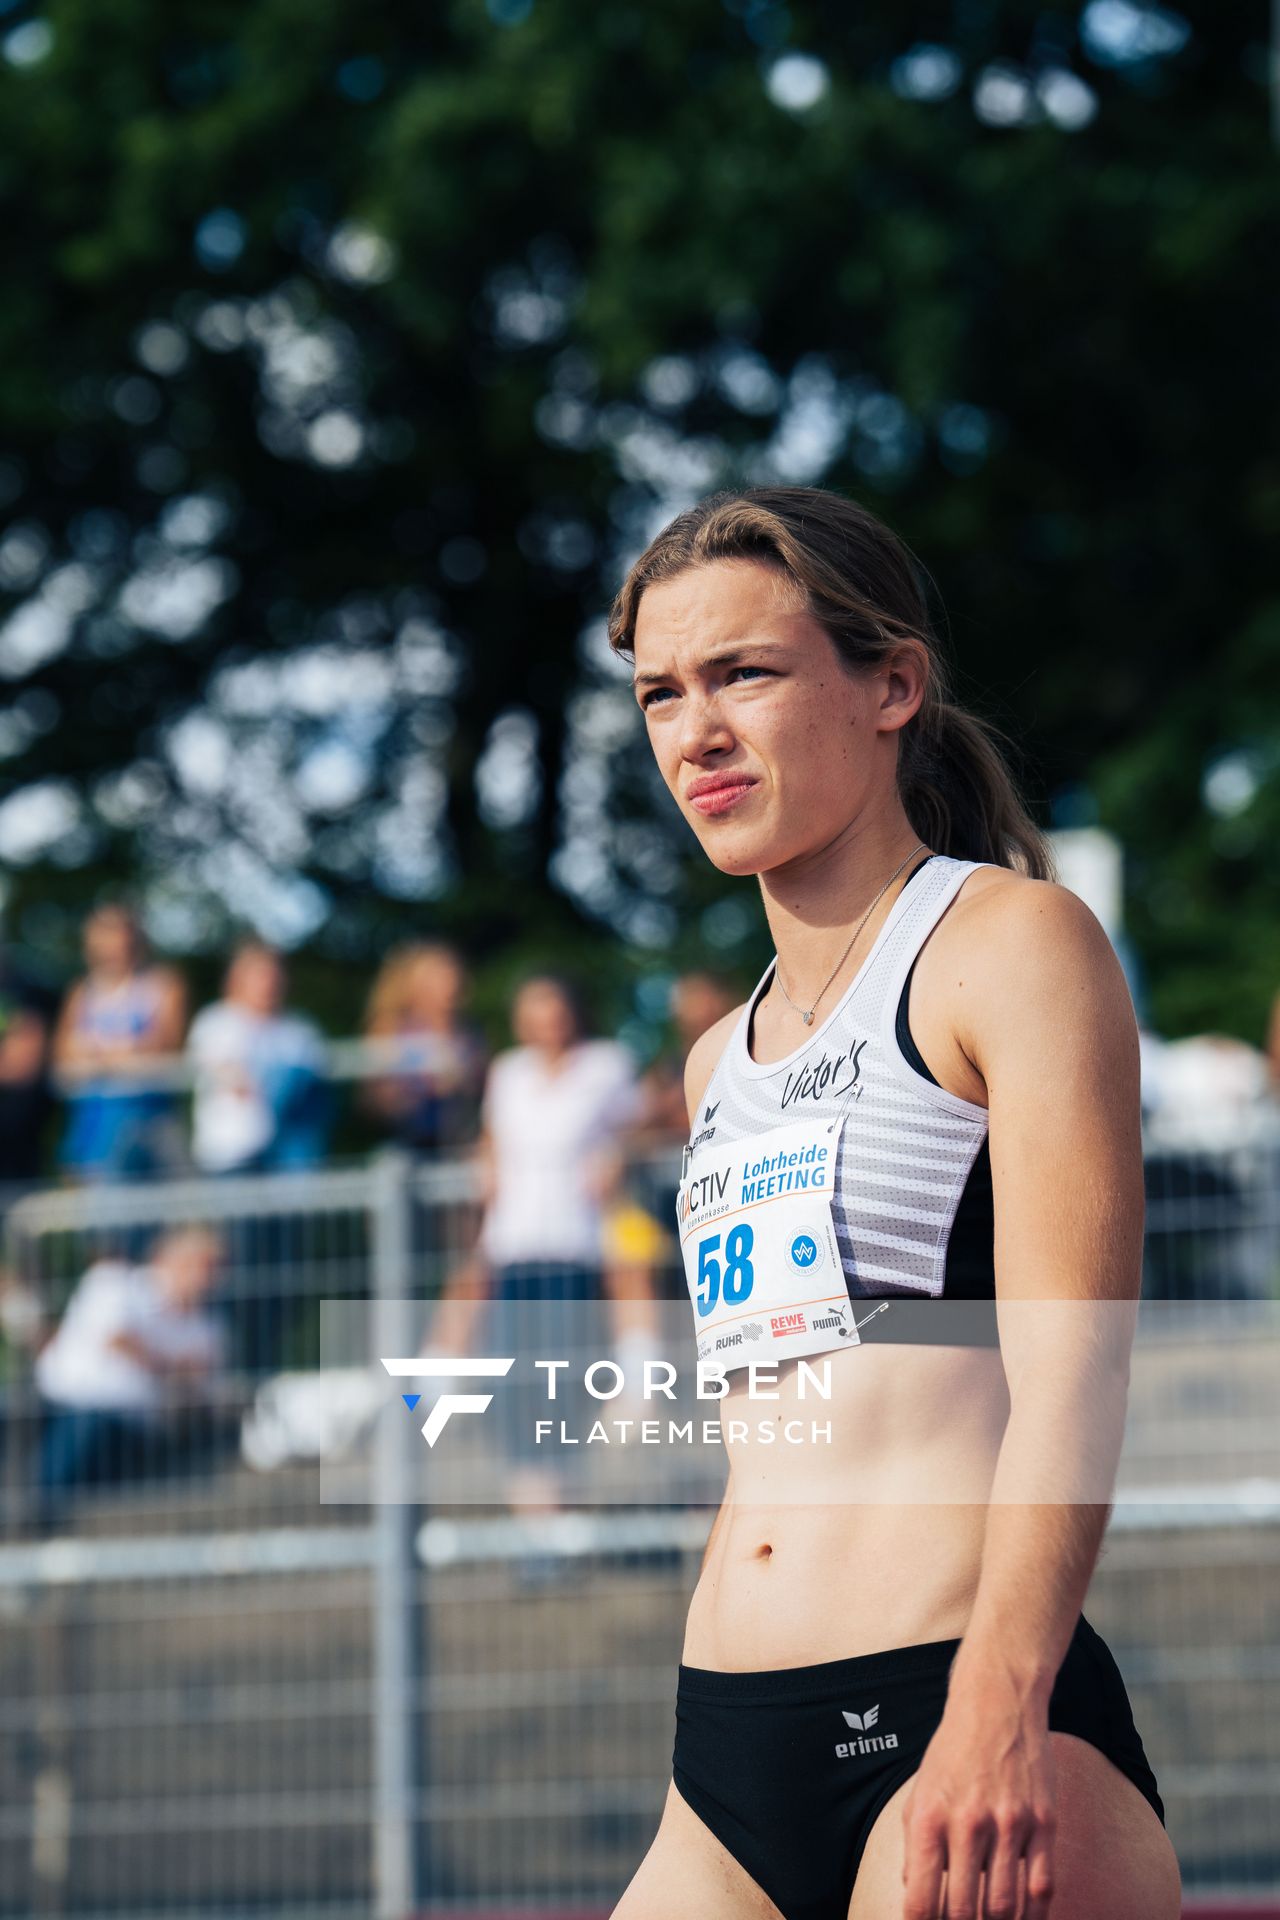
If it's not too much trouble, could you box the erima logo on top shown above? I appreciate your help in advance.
[836,1704,898,1758]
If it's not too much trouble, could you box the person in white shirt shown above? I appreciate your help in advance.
[432,973,643,1519]
[187,942,331,1175]
[186,942,332,1374]
[34,1224,227,1522]
[477,976,641,1280]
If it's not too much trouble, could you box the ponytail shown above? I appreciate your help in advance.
[899,699,1055,881]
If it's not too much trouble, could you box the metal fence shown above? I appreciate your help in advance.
[0,1140,1278,1916]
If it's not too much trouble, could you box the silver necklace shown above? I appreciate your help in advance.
[772,842,929,1026]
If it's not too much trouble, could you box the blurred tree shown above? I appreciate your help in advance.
[0,0,1276,1041]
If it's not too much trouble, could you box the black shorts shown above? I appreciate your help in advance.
[672,1613,1163,1920]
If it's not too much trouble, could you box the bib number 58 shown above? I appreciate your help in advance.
[694,1223,755,1317]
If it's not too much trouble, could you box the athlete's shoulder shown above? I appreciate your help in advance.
[944,863,1132,1041]
[682,1001,747,1130]
[952,863,1116,967]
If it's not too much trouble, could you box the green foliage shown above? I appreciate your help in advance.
[0,1,1276,1045]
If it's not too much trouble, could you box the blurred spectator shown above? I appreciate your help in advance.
[475,973,640,1284]
[633,970,740,1144]
[432,973,642,1520]
[0,936,58,1186]
[187,942,333,1376]
[609,970,741,1302]
[1140,1029,1279,1301]
[33,1224,229,1525]
[1141,1031,1275,1151]
[1267,986,1280,1095]
[53,902,188,1181]
[187,941,332,1174]
[359,941,488,1154]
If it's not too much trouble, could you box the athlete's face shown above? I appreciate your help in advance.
[632,559,920,877]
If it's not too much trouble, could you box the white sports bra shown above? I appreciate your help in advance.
[679,855,997,1370]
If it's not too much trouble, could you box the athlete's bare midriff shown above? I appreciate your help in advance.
[682,865,1011,1672]
[681,1338,1011,1669]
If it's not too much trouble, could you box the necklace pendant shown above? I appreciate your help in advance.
[802,1011,814,1025]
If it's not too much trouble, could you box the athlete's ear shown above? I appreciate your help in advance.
[877,641,928,735]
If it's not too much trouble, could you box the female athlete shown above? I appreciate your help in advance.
[610,488,1181,1920]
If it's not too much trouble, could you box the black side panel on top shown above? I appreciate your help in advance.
[859,946,997,1340]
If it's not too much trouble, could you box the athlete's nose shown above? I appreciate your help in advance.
[678,685,736,764]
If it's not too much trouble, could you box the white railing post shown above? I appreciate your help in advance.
[371,1148,421,1920]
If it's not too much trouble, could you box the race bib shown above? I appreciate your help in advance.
[676,1113,860,1372]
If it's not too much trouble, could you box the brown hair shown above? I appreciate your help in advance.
[363,941,465,1035]
[608,486,1054,879]
[513,970,595,1043]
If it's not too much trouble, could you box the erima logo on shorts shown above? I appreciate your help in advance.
[836,1705,899,1757]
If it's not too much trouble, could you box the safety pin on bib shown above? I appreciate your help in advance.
[826,1075,864,1136]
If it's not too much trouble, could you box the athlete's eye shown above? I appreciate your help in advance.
[639,666,773,710]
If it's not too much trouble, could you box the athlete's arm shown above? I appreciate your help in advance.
[954,877,1142,1666]
[899,877,1143,1920]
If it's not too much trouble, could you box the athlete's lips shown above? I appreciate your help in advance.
[686,774,758,816]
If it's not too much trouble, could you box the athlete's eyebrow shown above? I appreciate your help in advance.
[632,642,787,689]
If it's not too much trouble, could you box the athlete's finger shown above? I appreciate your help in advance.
[979,1807,1029,1919]
[901,1812,947,1920]
[942,1815,991,1919]
[1022,1808,1057,1920]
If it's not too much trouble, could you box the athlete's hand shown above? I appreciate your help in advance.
[899,1672,1057,1919]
